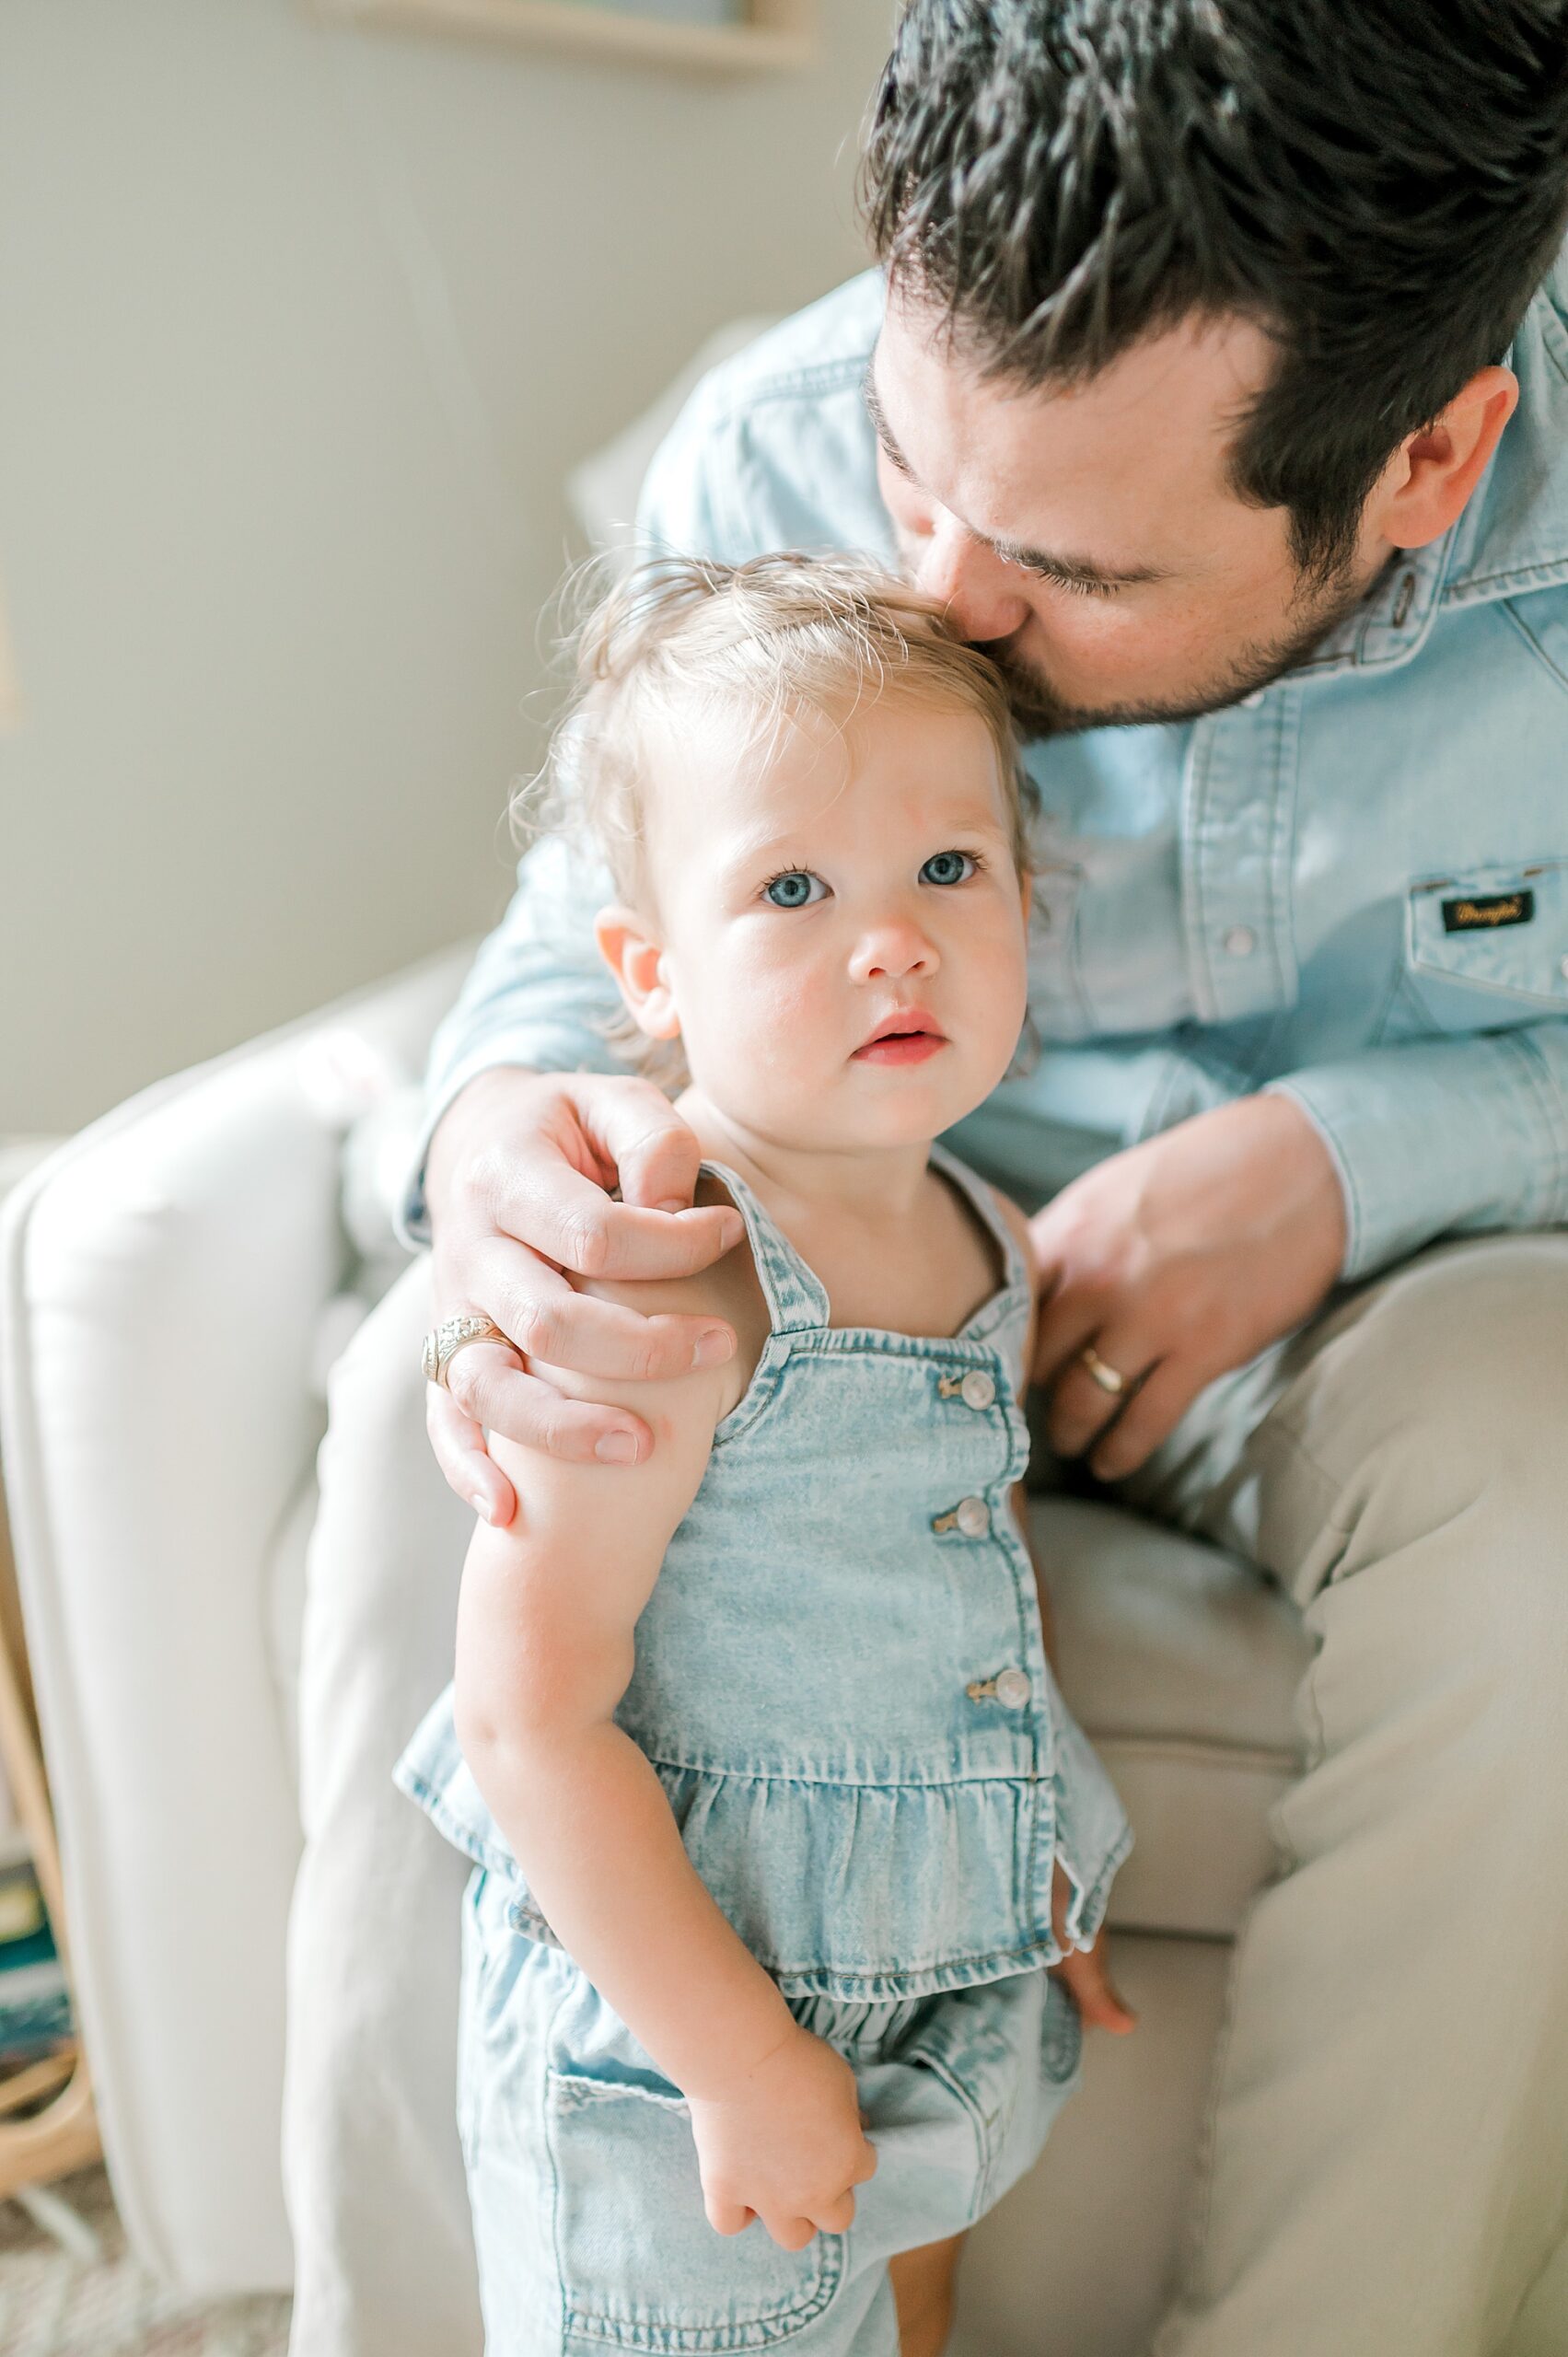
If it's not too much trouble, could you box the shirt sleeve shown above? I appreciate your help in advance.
[397,834,619,1246]
[1267,1022,1568,1281]
[398,389,760,1248]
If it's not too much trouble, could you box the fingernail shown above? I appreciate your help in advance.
[692,1328,734,1368]
[470,1492,494,1523]
[595,1431,639,1465]
[717,1213,744,1249]
[656,1196,689,1214]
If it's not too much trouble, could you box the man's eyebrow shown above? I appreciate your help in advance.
[861,359,1171,591]
[863,365,915,478]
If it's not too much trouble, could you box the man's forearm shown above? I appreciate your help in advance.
[1268,1021,1568,1281]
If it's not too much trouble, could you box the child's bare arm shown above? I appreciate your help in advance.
[454,1318,790,2096]
[453,1278,876,2241]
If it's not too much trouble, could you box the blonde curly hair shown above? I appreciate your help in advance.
[518,550,1033,894]
[515,550,1034,1082]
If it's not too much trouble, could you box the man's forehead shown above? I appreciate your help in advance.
[871,294,1274,555]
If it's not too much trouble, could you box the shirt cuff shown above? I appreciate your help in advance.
[1267,1030,1568,1283]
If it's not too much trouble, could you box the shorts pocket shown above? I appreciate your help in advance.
[545,2070,844,2351]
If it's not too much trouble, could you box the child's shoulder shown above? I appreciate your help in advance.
[983,1182,1036,1285]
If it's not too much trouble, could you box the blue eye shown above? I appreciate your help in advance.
[762,870,827,908]
[920,851,977,888]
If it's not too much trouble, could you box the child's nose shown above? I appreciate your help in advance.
[850,915,938,983]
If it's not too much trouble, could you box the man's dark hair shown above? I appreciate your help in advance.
[862,1,1568,583]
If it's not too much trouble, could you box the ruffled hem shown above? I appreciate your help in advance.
[395,1689,1132,2004]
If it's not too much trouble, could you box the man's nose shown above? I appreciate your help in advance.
[850,912,938,983]
[912,514,1031,646]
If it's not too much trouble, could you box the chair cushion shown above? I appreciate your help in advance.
[1036,1495,1311,1939]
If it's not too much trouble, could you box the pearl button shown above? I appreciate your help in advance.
[1559,955,1568,982]
[1238,688,1267,710]
[994,1668,1032,1709]
[960,1369,996,1411]
[1223,925,1257,958]
[955,1495,992,1538]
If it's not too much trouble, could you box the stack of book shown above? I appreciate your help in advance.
[0,1830,72,2071]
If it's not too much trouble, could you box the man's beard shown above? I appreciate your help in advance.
[982,558,1387,737]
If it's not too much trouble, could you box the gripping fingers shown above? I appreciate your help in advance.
[424,1379,513,1527]
[440,1339,651,1469]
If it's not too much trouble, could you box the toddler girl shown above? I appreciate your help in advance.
[396,554,1132,2356]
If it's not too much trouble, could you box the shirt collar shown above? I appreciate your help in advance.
[1292,246,1568,686]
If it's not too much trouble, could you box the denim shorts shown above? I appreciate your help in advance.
[457,1867,1083,2356]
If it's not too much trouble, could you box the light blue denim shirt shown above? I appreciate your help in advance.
[397,1147,1132,1997]
[406,256,1568,1282]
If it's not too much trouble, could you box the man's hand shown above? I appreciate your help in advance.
[1030,1093,1346,1482]
[424,1068,742,1526]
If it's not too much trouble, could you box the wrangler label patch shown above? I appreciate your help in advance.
[1440,889,1535,934]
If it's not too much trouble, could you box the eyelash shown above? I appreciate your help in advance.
[758,852,988,904]
[1028,563,1120,600]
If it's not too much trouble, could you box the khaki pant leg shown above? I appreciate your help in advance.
[1129,1234,1568,2357]
[283,1261,483,2357]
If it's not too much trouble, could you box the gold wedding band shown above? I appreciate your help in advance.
[1079,1345,1127,1398]
[422,1313,511,1390]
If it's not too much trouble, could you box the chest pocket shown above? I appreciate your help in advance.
[1405,860,1568,1031]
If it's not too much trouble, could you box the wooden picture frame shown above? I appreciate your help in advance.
[315,0,816,75]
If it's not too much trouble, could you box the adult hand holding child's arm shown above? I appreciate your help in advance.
[424,1065,742,1524]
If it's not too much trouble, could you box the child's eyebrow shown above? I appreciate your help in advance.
[861,361,1171,592]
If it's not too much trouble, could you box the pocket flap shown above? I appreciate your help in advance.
[1407,861,1568,1012]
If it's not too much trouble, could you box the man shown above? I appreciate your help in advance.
[409,5,1568,2350]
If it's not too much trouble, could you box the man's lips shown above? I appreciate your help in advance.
[852,1011,947,1066]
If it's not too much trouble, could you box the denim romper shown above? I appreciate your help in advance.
[396,1145,1132,2355]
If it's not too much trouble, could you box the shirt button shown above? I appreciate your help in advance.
[955,1495,992,1538]
[1238,688,1267,710]
[960,1369,996,1411]
[1559,955,1568,982]
[994,1667,1032,1709]
[1222,925,1257,958]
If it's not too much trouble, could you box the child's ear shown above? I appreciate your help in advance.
[595,905,682,1042]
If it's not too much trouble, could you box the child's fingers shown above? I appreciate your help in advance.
[703,2194,756,2237]
[1058,1940,1138,2035]
[761,2212,818,2252]
[811,2189,858,2235]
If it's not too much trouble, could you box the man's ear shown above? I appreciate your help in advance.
[594,905,682,1042]
[1373,365,1517,552]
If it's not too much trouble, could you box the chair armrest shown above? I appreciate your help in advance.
[0,944,470,2293]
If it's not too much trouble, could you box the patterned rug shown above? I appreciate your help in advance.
[0,2166,290,2356]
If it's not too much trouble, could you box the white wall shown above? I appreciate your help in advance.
[0,0,893,1133]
